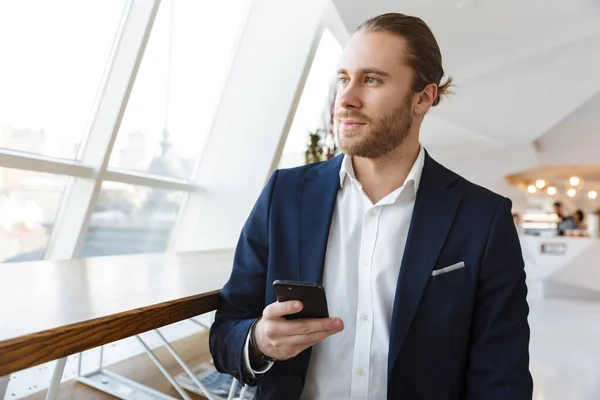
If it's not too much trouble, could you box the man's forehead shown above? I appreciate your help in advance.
[338,31,409,71]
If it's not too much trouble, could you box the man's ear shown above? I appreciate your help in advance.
[413,83,437,116]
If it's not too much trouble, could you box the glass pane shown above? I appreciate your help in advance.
[279,29,343,169]
[0,1,126,159]
[110,0,250,179]
[81,182,184,257]
[0,168,68,263]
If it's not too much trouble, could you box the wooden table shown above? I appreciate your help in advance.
[0,250,234,378]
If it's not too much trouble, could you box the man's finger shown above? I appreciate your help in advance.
[276,318,344,336]
[286,328,342,346]
[263,300,303,318]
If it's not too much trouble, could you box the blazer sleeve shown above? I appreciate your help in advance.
[209,170,279,386]
[466,197,534,400]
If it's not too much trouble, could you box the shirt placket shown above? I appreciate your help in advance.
[350,204,380,398]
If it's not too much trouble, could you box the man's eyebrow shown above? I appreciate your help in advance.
[336,67,391,77]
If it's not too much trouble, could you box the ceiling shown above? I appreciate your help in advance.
[506,165,600,187]
[331,0,600,211]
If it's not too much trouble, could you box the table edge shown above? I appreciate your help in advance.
[0,289,222,376]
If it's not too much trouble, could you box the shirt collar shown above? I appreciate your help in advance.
[339,145,426,195]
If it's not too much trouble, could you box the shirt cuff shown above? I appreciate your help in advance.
[243,328,274,378]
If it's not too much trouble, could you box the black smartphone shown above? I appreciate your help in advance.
[272,280,329,319]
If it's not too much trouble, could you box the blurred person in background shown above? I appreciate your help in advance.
[573,209,586,230]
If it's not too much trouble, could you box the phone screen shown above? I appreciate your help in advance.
[273,280,329,319]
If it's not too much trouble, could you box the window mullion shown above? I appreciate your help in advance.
[45,0,162,260]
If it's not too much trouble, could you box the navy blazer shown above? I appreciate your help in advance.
[209,151,533,400]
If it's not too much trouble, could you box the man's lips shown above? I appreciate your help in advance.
[339,119,366,129]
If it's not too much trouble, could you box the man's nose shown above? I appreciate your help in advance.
[336,83,362,110]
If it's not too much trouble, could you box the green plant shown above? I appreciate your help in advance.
[305,129,325,164]
[304,128,338,164]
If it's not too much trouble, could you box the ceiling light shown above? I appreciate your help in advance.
[567,188,576,197]
[527,185,537,194]
[535,179,546,189]
[589,191,598,200]
[569,176,580,186]
[547,187,557,196]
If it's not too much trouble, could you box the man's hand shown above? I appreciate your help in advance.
[253,301,344,361]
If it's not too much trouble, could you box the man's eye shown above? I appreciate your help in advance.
[338,77,348,84]
[366,76,378,84]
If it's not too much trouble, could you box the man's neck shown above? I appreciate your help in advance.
[352,139,420,204]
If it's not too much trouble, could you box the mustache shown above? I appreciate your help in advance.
[334,109,371,123]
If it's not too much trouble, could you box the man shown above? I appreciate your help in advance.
[553,201,565,221]
[554,201,568,235]
[210,12,532,400]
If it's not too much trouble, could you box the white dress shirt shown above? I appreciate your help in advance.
[244,146,425,400]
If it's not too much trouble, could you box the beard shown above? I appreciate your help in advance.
[335,94,413,159]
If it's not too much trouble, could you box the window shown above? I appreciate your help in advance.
[0,0,253,395]
[0,168,68,262]
[279,28,343,169]
[81,182,184,257]
[109,0,250,179]
[0,0,126,159]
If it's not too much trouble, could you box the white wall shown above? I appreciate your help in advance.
[172,0,328,251]
[536,91,600,166]
[320,0,351,45]
[429,142,538,213]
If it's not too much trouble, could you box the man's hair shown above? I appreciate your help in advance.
[356,13,453,106]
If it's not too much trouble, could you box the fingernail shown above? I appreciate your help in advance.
[334,320,343,331]
[293,302,301,310]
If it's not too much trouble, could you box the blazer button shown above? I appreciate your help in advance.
[232,369,239,379]
[292,376,303,386]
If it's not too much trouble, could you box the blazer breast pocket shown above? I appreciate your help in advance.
[428,261,469,291]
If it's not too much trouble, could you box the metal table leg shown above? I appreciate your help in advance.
[227,379,237,400]
[135,335,193,400]
[78,343,180,400]
[239,384,248,399]
[1,375,10,399]
[189,317,211,330]
[45,358,67,400]
[78,320,222,400]
[153,329,218,400]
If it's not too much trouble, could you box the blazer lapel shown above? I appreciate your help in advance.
[297,156,342,284]
[388,152,462,377]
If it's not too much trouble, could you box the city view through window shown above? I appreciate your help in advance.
[0,0,249,261]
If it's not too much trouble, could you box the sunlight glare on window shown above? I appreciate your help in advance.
[0,0,126,159]
[109,0,250,179]
[278,28,343,169]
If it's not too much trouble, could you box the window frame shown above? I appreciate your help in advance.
[0,0,203,261]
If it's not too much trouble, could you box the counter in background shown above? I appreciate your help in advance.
[521,235,600,300]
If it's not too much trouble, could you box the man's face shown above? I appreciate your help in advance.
[334,30,416,159]
[554,204,563,215]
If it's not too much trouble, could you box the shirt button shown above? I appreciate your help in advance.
[361,259,369,267]
[368,209,376,217]
[357,368,365,376]
[361,313,369,321]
